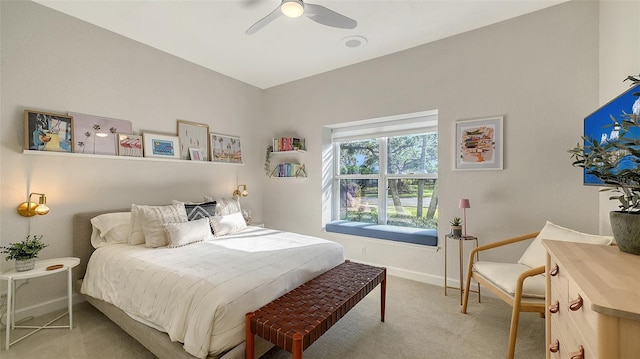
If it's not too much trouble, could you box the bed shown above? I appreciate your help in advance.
[72,208,344,359]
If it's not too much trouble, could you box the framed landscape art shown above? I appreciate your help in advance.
[70,112,132,155]
[455,116,503,170]
[142,133,181,159]
[177,120,209,161]
[24,109,73,152]
[210,133,243,164]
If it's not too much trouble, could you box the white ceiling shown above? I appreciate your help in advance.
[34,0,567,89]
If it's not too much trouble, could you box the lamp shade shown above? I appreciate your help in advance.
[459,198,470,209]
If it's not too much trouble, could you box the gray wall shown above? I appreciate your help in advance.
[262,1,601,283]
[1,0,638,319]
[0,1,264,315]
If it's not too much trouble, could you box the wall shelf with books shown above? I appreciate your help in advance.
[266,136,307,178]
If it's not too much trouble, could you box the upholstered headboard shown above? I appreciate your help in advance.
[72,209,129,284]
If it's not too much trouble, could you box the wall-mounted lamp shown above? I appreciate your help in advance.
[232,185,249,199]
[17,192,50,217]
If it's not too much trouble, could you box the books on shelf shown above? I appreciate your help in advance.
[270,163,306,178]
[272,137,305,152]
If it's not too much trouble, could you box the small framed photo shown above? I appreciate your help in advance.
[455,116,503,170]
[188,147,203,161]
[210,133,243,164]
[70,112,132,155]
[117,134,143,157]
[24,109,73,152]
[142,133,181,159]
[177,120,209,161]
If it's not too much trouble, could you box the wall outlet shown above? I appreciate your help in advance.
[361,247,367,255]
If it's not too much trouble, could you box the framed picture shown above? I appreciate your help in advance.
[210,133,243,164]
[69,112,132,155]
[188,147,203,161]
[455,116,503,170]
[117,134,143,157]
[177,120,209,161]
[24,109,73,152]
[142,133,181,159]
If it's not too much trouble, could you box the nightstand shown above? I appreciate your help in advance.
[0,257,80,350]
[444,234,481,305]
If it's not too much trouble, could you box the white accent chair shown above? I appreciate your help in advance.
[461,221,613,359]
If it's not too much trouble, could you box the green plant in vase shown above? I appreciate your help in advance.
[450,217,463,237]
[568,73,640,254]
[1,234,48,271]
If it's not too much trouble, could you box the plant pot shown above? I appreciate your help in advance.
[451,226,462,237]
[609,211,640,255]
[15,258,36,272]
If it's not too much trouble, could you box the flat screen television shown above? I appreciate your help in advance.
[583,83,640,186]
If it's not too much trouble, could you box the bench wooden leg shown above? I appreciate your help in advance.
[245,312,255,359]
[292,333,303,359]
[381,270,386,322]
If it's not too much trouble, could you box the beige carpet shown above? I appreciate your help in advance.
[1,276,545,358]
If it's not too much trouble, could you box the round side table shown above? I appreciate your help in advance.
[444,235,481,305]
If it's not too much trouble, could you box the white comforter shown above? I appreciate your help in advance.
[81,226,344,358]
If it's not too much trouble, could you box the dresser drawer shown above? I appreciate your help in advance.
[566,279,597,351]
[548,257,569,305]
[550,319,592,359]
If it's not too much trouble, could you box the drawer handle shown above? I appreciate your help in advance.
[569,345,584,359]
[548,339,559,353]
[569,295,583,311]
[549,301,559,314]
[550,264,559,276]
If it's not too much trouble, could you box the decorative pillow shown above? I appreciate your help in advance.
[203,196,242,215]
[128,204,146,245]
[183,201,217,221]
[518,221,613,269]
[164,217,213,248]
[140,203,188,248]
[90,212,131,248]
[210,212,247,237]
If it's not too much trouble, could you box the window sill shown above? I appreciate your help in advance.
[325,220,437,246]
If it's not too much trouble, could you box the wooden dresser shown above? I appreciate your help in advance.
[543,240,640,359]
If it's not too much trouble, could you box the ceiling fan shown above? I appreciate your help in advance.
[246,0,357,35]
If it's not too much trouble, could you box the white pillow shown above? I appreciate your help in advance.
[203,196,241,215]
[164,217,213,248]
[90,212,131,248]
[210,212,247,236]
[140,203,188,248]
[518,221,613,269]
[128,204,146,245]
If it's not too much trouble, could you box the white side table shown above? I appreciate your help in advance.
[0,257,80,350]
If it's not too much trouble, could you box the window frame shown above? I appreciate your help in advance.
[332,133,438,227]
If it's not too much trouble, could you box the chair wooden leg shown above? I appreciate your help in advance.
[507,302,521,359]
[461,265,474,314]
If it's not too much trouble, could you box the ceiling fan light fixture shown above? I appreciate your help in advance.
[281,0,304,18]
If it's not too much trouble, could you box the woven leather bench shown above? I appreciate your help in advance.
[245,260,387,359]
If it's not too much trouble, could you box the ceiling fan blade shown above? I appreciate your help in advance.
[304,3,357,30]
[246,5,282,35]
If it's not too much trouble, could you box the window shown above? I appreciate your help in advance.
[335,133,438,229]
[325,111,438,243]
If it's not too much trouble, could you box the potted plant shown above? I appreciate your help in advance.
[1,234,48,271]
[450,217,463,237]
[569,74,640,255]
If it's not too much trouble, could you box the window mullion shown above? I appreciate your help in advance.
[378,137,387,225]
